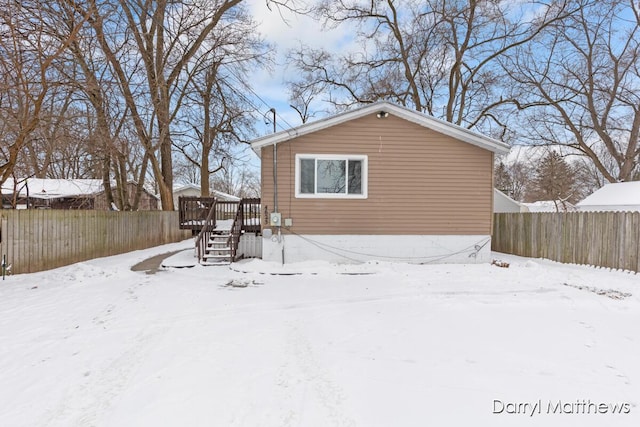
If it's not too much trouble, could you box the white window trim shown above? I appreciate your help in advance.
[295,154,368,199]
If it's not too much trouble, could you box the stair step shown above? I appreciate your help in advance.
[209,234,230,240]
[200,260,230,266]
[204,253,232,259]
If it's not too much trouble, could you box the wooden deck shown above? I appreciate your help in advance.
[179,197,261,233]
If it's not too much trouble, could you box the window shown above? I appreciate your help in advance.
[296,154,367,198]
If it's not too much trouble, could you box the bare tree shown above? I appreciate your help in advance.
[493,158,533,202]
[211,164,260,198]
[504,0,640,182]
[58,0,298,210]
[173,6,267,196]
[0,1,88,196]
[288,0,576,135]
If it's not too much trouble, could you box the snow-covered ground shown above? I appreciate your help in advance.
[1,240,638,426]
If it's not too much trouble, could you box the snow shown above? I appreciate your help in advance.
[522,200,576,212]
[214,219,234,231]
[577,182,640,212]
[1,178,105,199]
[1,241,639,426]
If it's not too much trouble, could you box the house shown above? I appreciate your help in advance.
[249,101,510,264]
[521,200,575,212]
[173,183,203,209]
[173,183,241,208]
[493,189,529,213]
[1,178,158,210]
[576,181,640,212]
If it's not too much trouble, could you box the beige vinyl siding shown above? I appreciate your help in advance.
[261,113,493,235]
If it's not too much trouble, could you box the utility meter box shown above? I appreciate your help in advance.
[269,212,282,227]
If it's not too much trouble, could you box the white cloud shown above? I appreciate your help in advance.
[244,0,358,134]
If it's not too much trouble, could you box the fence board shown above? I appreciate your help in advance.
[0,210,190,274]
[493,212,640,273]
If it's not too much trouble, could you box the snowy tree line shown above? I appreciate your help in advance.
[1,0,638,210]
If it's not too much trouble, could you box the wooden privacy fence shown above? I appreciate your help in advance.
[0,210,191,274]
[493,212,640,273]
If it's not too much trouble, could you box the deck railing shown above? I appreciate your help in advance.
[194,200,218,262]
[228,204,244,261]
[240,198,261,233]
[179,196,260,233]
[178,196,216,230]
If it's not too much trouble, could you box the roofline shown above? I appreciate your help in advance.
[250,101,510,156]
[493,188,525,206]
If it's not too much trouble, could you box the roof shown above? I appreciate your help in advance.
[493,189,528,213]
[250,101,510,156]
[174,183,201,193]
[212,190,241,202]
[1,178,105,200]
[576,182,640,210]
[172,184,241,201]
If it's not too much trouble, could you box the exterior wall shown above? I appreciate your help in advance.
[238,233,262,259]
[260,113,494,236]
[493,189,527,213]
[173,187,201,209]
[262,234,491,264]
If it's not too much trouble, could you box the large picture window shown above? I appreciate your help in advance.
[296,154,367,198]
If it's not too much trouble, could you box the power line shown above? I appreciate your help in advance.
[223,68,296,132]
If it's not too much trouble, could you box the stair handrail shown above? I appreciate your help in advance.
[195,199,217,262]
[227,202,243,261]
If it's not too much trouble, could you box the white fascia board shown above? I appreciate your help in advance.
[250,101,510,156]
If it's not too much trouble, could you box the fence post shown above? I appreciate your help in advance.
[1,215,7,277]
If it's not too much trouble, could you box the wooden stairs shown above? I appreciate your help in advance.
[183,197,261,266]
[201,232,232,265]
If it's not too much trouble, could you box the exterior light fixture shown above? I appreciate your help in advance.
[376,111,389,118]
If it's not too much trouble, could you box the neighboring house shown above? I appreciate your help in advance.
[576,181,640,212]
[493,189,529,213]
[1,178,158,210]
[212,190,241,202]
[250,101,510,264]
[522,200,576,213]
[173,184,241,209]
[173,183,203,209]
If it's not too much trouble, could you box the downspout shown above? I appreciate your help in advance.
[270,108,277,212]
[269,108,284,264]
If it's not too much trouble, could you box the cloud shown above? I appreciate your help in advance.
[244,0,359,133]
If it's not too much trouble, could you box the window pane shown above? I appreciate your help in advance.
[300,158,315,194]
[348,160,362,194]
[317,160,346,193]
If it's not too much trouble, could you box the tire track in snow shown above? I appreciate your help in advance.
[42,327,167,427]
[283,321,356,427]
[42,276,165,427]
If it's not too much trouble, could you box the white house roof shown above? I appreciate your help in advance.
[250,101,510,156]
[493,189,528,213]
[576,182,640,211]
[174,183,202,193]
[172,184,241,201]
[212,190,241,202]
[1,178,105,200]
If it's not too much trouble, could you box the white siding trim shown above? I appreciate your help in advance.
[262,234,491,264]
[250,101,510,155]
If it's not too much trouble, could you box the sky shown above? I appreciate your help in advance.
[226,0,350,171]
[245,0,352,135]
